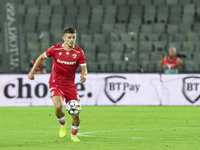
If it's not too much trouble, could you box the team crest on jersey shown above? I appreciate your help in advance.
[59,52,62,55]
[182,76,200,103]
[66,52,69,55]
[72,54,77,59]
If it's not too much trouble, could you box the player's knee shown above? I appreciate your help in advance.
[54,103,63,111]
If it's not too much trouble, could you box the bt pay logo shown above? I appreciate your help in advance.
[182,76,200,103]
[104,76,140,103]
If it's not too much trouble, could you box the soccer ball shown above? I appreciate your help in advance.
[66,100,82,116]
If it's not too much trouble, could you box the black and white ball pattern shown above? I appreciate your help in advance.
[66,100,82,116]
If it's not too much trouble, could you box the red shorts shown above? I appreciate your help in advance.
[49,82,80,104]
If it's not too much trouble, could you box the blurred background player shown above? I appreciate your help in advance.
[158,47,182,74]
[29,59,46,74]
[28,27,87,142]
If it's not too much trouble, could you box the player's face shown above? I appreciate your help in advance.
[169,49,175,57]
[63,33,76,48]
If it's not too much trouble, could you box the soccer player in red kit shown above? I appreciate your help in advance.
[28,27,87,142]
[159,47,182,74]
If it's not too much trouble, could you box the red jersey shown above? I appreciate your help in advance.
[161,55,181,69]
[44,43,86,84]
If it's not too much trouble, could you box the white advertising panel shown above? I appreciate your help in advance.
[75,74,97,106]
[95,74,161,105]
[0,74,97,106]
[0,74,51,106]
[161,74,200,106]
[1,74,200,106]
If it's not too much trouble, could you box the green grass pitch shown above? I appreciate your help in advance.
[0,106,200,150]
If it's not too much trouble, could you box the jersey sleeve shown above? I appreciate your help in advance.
[44,46,54,58]
[79,50,86,66]
[160,56,166,64]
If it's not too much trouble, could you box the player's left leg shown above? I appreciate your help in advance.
[71,114,81,142]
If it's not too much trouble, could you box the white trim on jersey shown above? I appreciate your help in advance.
[71,49,80,53]
[50,88,65,96]
[80,63,86,66]
[44,52,48,58]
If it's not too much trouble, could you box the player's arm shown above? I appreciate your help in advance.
[158,61,163,67]
[158,57,167,69]
[158,61,166,69]
[80,65,87,84]
[28,53,47,80]
[177,58,182,69]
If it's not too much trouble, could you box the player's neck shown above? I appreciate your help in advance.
[63,43,74,51]
[168,55,175,60]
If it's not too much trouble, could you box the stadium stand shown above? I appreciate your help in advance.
[153,0,165,5]
[0,0,198,73]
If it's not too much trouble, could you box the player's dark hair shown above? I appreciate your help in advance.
[63,27,76,34]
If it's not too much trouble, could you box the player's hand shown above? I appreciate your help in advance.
[80,74,86,83]
[162,64,167,69]
[28,72,35,80]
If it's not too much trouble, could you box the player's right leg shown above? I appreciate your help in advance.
[51,89,66,138]
[63,84,81,142]
[71,114,81,142]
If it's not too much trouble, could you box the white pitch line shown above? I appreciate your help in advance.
[77,129,150,139]
[78,129,135,134]
[77,127,199,139]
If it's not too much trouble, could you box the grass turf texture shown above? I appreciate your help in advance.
[0,106,200,150]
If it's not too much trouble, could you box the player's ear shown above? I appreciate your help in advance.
[62,36,65,41]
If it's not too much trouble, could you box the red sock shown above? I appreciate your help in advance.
[71,125,79,136]
[57,116,66,126]
[60,121,66,126]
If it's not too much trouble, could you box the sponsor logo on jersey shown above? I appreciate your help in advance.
[182,76,200,103]
[104,76,140,103]
[54,47,64,50]
[72,54,77,59]
[166,64,176,69]
[57,59,76,65]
